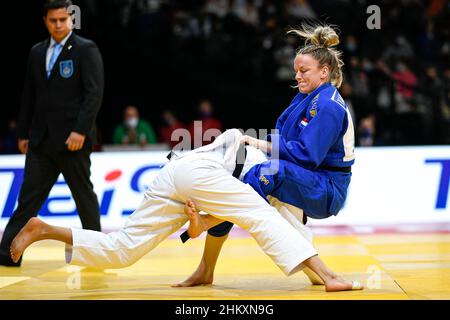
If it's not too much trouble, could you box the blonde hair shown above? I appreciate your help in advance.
[288,24,344,88]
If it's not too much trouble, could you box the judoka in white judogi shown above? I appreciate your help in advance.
[65,129,317,276]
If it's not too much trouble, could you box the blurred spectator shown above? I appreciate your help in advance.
[258,0,280,23]
[340,82,356,122]
[285,0,317,20]
[426,0,446,18]
[422,66,445,143]
[358,116,376,147]
[158,110,186,148]
[416,20,440,63]
[273,34,296,82]
[204,0,229,18]
[378,60,418,113]
[382,35,415,64]
[113,105,157,146]
[343,34,359,58]
[1,119,19,154]
[233,0,260,27]
[188,99,223,147]
[347,57,370,100]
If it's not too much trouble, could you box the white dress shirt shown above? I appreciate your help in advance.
[46,31,73,74]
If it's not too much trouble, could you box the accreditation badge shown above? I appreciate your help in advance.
[59,60,74,79]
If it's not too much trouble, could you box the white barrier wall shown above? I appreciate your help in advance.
[0,151,169,231]
[317,146,450,226]
[1,146,449,231]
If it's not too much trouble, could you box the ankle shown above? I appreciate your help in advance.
[200,216,211,232]
[37,224,51,240]
[319,272,336,284]
[199,260,214,276]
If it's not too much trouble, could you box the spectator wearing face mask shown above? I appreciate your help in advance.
[158,110,186,148]
[188,99,223,147]
[113,105,157,146]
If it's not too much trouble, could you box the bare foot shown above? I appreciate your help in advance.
[10,217,47,263]
[172,260,213,287]
[325,276,364,292]
[184,199,207,239]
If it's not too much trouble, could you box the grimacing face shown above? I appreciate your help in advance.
[294,54,330,94]
[44,8,73,43]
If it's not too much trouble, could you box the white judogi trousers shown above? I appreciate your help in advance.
[66,131,317,276]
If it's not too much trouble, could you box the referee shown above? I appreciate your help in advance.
[0,0,104,266]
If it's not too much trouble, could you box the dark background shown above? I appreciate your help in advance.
[1,0,449,152]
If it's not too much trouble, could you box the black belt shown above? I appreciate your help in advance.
[179,144,247,243]
[318,165,351,173]
[166,150,178,160]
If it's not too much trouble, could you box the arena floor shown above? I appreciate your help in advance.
[1,228,450,300]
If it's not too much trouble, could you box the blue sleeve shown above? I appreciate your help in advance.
[268,101,345,169]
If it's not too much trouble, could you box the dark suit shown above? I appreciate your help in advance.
[0,32,104,266]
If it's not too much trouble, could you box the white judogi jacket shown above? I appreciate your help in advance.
[175,128,244,174]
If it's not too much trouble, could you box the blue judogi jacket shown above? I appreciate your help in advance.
[244,82,355,219]
[207,82,356,239]
[268,82,355,169]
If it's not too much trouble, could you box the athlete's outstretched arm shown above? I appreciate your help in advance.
[242,135,272,154]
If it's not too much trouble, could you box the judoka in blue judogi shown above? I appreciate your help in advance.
[208,82,355,237]
[244,82,355,219]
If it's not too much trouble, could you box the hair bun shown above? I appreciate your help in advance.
[311,26,339,48]
[289,24,340,48]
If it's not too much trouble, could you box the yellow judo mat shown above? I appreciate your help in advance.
[1,232,450,300]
